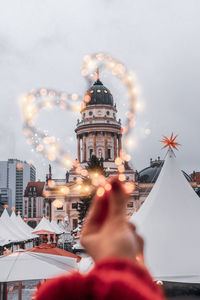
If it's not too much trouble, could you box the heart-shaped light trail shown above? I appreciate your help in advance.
[22,89,83,169]
[22,53,141,194]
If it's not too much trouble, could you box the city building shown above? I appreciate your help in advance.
[23,181,45,228]
[45,75,136,228]
[0,187,12,215]
[0,159,36,215]
[44,76,196,229]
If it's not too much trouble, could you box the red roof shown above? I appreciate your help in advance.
[33,230,55,235]
[24,181,45,197]
[28,243,81,262]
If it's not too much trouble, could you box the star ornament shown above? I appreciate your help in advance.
[161,133,181,150]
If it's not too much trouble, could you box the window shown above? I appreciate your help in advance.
[90,149,93,158]
[72,203,78,209]
[108,149,111,159]
[24,200,27,215]
[127,202,133,208]
[28,197,32,218]
[33,197,36,218]
[73,219,78,230]
[89,111,93,116]
[57,206,63,211]
[98,149,102,158]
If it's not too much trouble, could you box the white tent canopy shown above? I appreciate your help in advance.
[10,211,35,240]
[16,214,38,237]
[32,217,57,234]
[50,220,64,234]
[0,209,29,244]
[0,250,78,282]
[0,209,37,247]
[130,149,200,283]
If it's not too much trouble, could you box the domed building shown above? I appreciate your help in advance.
[46,74,136,229]
[138,157,192,183]
[68,75,135,181]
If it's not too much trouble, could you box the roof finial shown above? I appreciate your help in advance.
[97,68,100,81]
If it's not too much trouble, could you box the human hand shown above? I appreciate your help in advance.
[80,177,144,263]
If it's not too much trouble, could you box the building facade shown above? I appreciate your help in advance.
[0,187,12,215]
[23,181,45,228]
[0,159,36,215]
[45,77,196,229]
[46,77,136,228]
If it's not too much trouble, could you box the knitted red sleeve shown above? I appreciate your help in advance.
[35,258,165,300]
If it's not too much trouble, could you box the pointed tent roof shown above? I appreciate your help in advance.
[32,217,56,234]
[50,220,64,234]
[10,211,35,240]
[0,218,19,245]
[16,214,38,237]
[130,149,200,283]
[0,209,28,242]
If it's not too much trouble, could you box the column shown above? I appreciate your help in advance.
[77,135,81,162]
[114,134,117,159]
[83,135,86,161]
[105,134,108,160]
[93,133,96,156]
[118,134,122,156]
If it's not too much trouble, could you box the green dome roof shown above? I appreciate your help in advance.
[84,79,114,106]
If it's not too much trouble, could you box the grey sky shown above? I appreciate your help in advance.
[0,0,199,179]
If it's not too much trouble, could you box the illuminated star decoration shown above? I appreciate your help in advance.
[161,133,181,150]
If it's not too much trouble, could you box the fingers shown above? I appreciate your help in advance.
[82,177,129,236]
[107,178,129,220]
[127,222,144,263]
[81,191,109,236]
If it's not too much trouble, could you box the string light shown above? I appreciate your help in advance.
[22,53,143,193]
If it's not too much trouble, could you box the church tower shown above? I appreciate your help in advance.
[75,73,123,172]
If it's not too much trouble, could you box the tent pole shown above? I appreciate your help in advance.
[18,281,22,300]
[2,282,7,300]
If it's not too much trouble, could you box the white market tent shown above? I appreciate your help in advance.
[130,149,200,283]
[0,250,78,282]
[10,212,35,240]
[0,209,37,248]
[50,220,64,234]
[16,213,38,237]
[32,217,57,234]
[0,218,21,245]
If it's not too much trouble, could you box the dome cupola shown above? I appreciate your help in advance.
[84,71,114,106]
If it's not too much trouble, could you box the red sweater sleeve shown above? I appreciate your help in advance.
[35,258,165,300]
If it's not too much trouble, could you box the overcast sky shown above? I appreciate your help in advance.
[0,0,199,179]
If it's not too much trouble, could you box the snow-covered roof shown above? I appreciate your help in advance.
[131,149,200,283]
